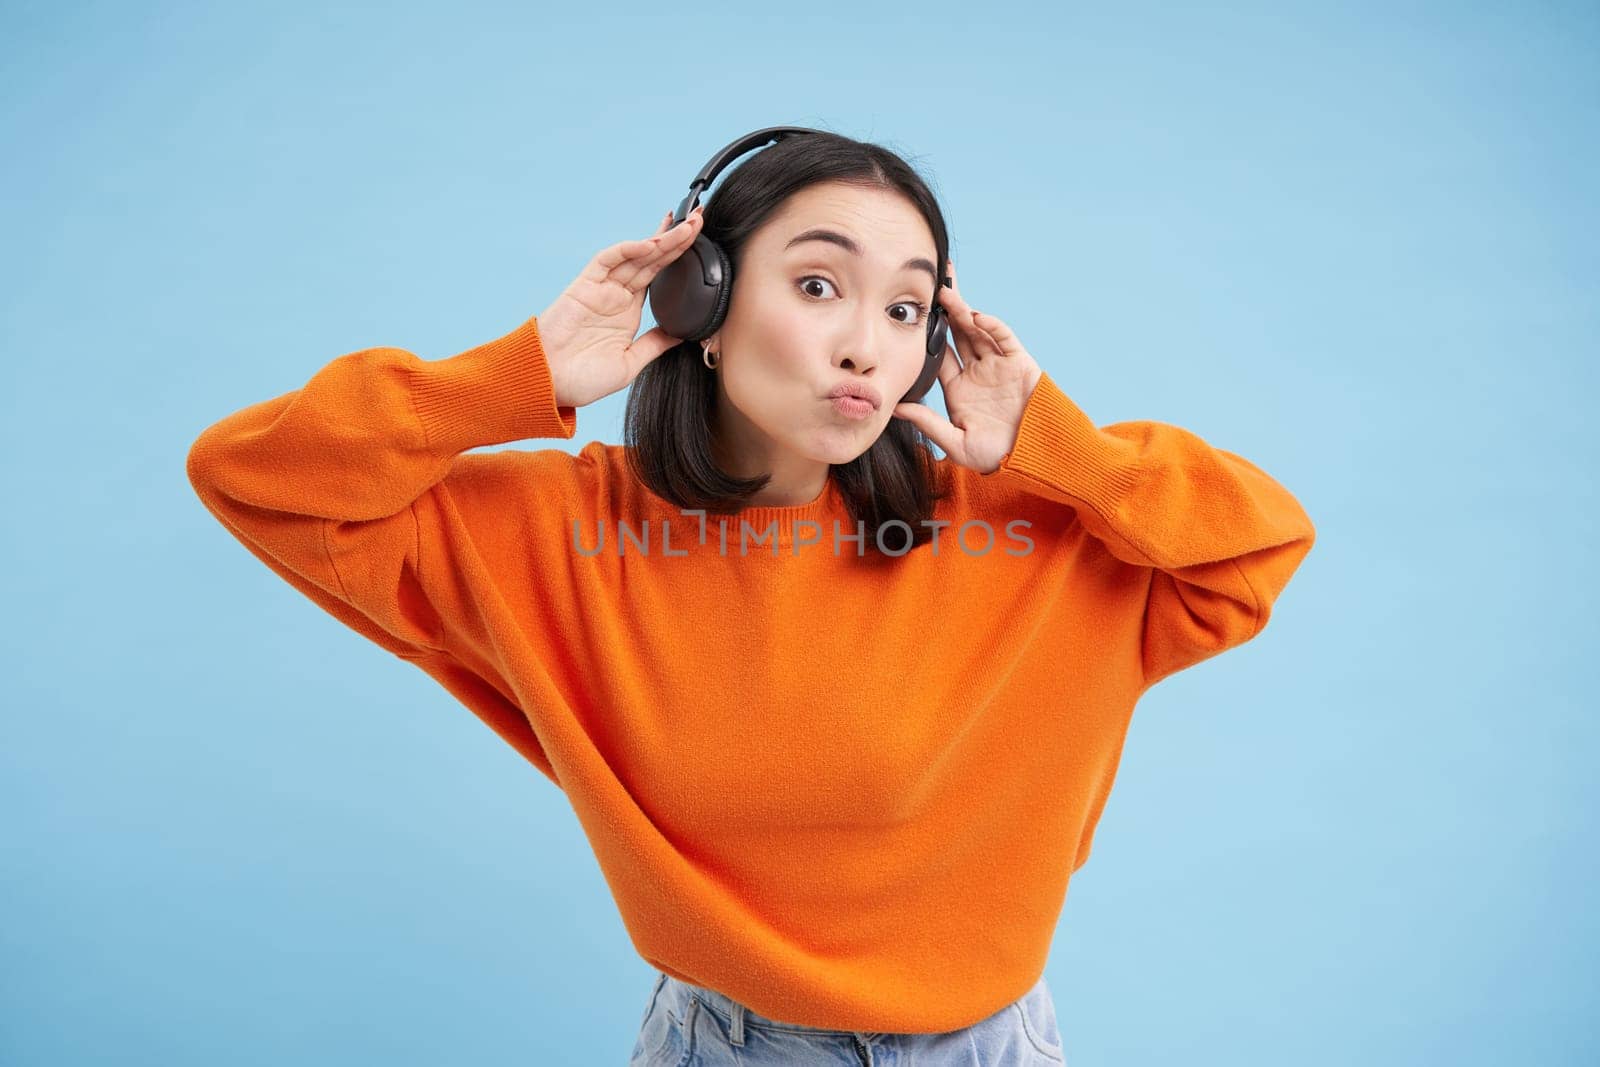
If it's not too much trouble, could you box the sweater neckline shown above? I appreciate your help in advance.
[618,450,853,546]
[730,473,847,534]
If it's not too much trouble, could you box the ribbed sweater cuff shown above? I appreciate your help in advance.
[998,371,1143,512]
[407,314,578,452]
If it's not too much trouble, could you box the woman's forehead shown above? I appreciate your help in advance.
[758,186,935,269]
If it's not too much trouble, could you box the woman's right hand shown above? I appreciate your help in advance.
[536,205,707,410]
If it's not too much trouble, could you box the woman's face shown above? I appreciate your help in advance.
[704,181,941,479]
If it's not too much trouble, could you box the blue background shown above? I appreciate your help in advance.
[4,1,1595,1063]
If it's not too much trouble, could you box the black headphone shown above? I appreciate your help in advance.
[646,125,952,406]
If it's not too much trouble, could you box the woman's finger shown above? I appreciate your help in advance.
[637,208,703,261]
[623,215,694,257]
[614,212,704,290]
[970,310,1022,357]
[938,261,988,362]
[937,294,976,364]
[937,339,962,390]
[604,207,702,268]
[944,260,972,318]
[892,398,964,461]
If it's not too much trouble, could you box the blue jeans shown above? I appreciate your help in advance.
[628,969,1067,1065]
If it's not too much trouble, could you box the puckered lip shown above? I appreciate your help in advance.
[825,383,881,410]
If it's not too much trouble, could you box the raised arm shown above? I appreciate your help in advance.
[185,313,579,662]
[1000,372,1317,687]
[185,206,706,668]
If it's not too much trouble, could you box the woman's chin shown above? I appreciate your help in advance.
[821,444,878,469]
[782,409,890,464]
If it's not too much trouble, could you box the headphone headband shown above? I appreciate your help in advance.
[670,126,826,226]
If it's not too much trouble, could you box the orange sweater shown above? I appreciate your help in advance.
[186,312,1315,1033]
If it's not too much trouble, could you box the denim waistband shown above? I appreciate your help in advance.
[647,970,1063,1063]
[668,975,884,1047]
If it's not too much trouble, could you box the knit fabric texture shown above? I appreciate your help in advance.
[186,312,1316,1033]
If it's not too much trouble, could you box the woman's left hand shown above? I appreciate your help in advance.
[891,261,1045,474]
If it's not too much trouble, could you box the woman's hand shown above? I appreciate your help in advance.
[536,206,706,410]
[891,262,1045,474]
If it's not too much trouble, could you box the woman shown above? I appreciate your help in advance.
[187,129,1315,1065]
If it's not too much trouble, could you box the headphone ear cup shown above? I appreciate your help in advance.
[647,234,733,343]
[899,305,949,404]
[926,303,948,360]
[703,239,733,339]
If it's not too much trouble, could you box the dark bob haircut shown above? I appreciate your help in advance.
[622,129,955,557]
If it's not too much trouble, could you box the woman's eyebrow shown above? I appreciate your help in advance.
[784,228,938,285]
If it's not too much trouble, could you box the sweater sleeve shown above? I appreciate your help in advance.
[184,313,577,665]
[995,371,1316,687]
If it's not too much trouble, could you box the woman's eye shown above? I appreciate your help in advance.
[798,276,837,300]
[796,276,927,328]
[889,301,927,327]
